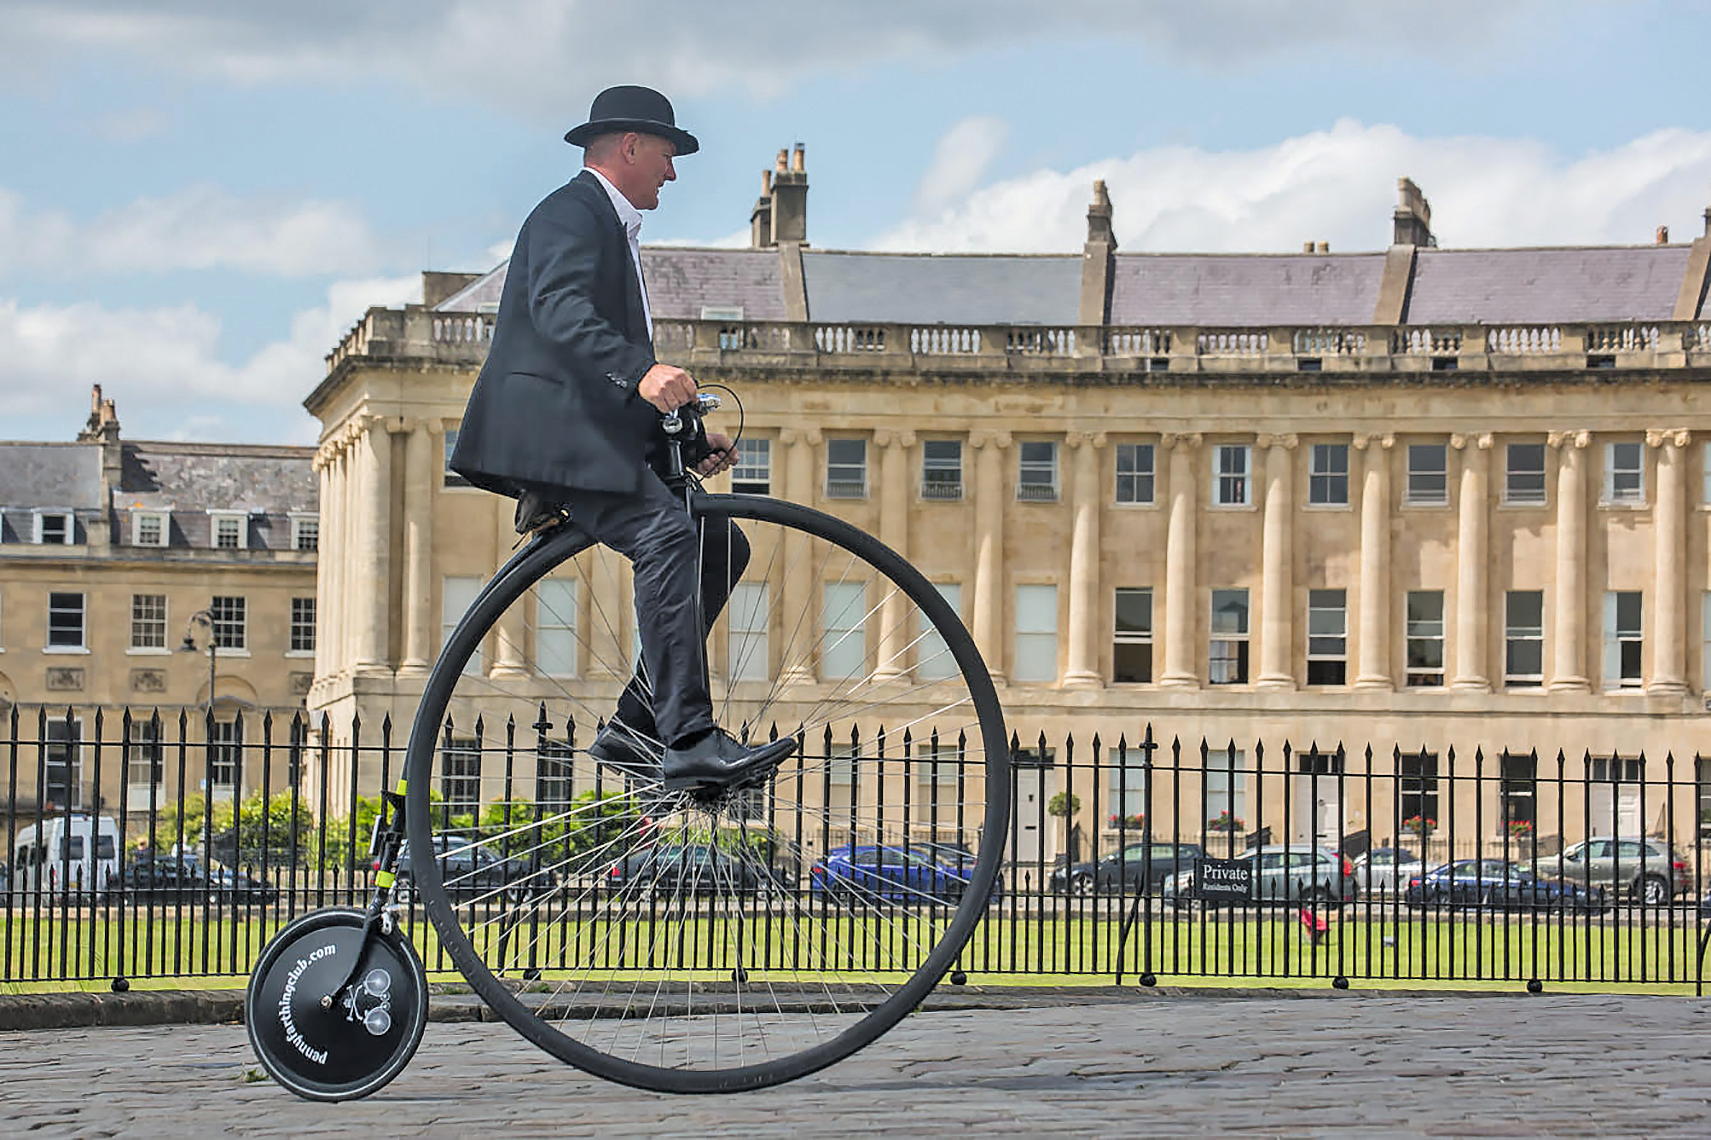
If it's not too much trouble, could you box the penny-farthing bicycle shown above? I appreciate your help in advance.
[248,393,1010,1097]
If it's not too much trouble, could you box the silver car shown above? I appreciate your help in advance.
[1351,846,1424,894]
[1167,846,1357,906]
[1525,837,1691,904]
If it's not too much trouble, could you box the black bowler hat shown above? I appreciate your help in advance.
[564,85,699,155]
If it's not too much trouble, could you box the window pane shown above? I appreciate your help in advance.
[211,595,246,649]
[131,594,166,649]
[1309,444,1349,505]
[1013,584,1058,682]
[820,582,868,680]
[535,578,578,677]
[443,576,484,675]
[1505,443,1547,503]
[732,438,770,494]
[922,440,963,499]
[728,582,769,682]
[47,592,84,647]
[1407,444,1447,502]
[290,597,317,653]
[915,582,961,681]
[1115,443,1155,504]
[1210,589,1249,635]
[825,438,867,498]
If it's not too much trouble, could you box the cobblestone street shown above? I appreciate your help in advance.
[4,992,1710,1136]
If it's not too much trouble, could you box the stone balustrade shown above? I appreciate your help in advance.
[323,309,1711,378]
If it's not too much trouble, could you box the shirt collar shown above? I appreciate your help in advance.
[584,166,643,239]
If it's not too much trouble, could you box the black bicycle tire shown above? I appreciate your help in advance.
[403,492,1010,1094]
[244,907,429,1102]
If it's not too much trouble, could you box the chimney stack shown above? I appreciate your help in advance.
[1077,179,1118,329]
[750,168,774,249]
[1393,177,1435,247]
[1656,225,1670,245]
[769,142,809,245]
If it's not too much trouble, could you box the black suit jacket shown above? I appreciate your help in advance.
[450,170,657,497]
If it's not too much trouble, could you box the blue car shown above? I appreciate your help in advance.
[1404,859,1606,912]
[810,845,996,906]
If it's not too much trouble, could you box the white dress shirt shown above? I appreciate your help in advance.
[584,166,653,341]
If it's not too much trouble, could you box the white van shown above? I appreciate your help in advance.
[12,815,120,899]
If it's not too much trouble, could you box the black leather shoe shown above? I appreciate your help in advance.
[662,730,796,792]
[514,490,567,536]
[586,725,660,777]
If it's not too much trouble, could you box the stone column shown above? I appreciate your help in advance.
[331,440,354,674]
[490,493,529,679]
[1647,428,1691,695]
[1451,432,1492,691]
[1063,431,1107,688]
[354,416,394,674]
[1255,433,1298,689]
[1159,432,1202,688]
[970,429,1011,685]
[779,427,821,684]
[872,428,916,682]
[1353,433,1395,689]
[397,419,439,676]
[310,447,335,680]
[1547,430,1591,692]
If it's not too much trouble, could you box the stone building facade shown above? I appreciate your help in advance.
[0,388,318,818]
[307,149,1711,847]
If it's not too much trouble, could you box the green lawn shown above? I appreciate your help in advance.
[4,901,1707,996]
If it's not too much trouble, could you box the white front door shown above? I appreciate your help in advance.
[1010,767,1044,868]
[1291,774,1343,847]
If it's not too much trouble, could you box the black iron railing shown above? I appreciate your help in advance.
[2,704,1708,992]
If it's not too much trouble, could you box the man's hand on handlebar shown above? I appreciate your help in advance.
[639,363,697,413]
[695,431,737,477]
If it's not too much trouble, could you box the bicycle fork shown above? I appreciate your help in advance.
[320,783,410,1009]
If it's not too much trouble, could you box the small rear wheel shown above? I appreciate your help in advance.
[245,908,428,1102]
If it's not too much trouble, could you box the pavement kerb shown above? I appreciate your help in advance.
[0,981,1601,1033]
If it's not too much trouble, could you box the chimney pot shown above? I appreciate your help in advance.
[1656,224,1669,245]
[775,148,789,173]
[762,169,772,195]
[1316,241,1329,254]
[791,142,805,173]
[1303,241,1314,253]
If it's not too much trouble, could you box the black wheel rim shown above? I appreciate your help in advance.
[403,493,1009,1093]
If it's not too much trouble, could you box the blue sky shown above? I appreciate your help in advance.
[0,0,1705,445]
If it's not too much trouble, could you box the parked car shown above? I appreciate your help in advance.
[1351,846,1424,894]
[810,844,997,906]
[1404,859,1606,912]
[103,855,278,906]
[1050,841,1206,896]
[605,843,786,896]
[394,834,542,905]
[1165,846,1358,906]
[1522,838,1691,905]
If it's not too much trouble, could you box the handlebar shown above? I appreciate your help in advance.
[660,392,721,436]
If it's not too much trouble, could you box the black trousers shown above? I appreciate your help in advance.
[562,472,749,747]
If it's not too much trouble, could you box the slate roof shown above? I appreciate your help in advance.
[428,242,1705,327]
[1109,253,1388,327]
[801,252,1081,325]
[0,443,103,508]
[116,442,317,514]
[1403,246,1694,324]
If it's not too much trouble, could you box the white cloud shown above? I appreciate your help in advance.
[0,184,385,278]
[873,120,1711,253]
[914,116,1009,216]
[0,274,419,444]
[0,1,1554,114]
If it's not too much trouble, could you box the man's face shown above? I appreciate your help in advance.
[627,133,677,210]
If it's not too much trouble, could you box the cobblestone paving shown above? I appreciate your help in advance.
[4,993,1710,1136]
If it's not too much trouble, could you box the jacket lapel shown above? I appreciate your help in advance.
[571,170,650,347]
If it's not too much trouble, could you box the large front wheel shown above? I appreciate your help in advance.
[404,493,1009,1093]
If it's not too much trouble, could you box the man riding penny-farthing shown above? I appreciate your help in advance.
[248,86,1009,1099]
